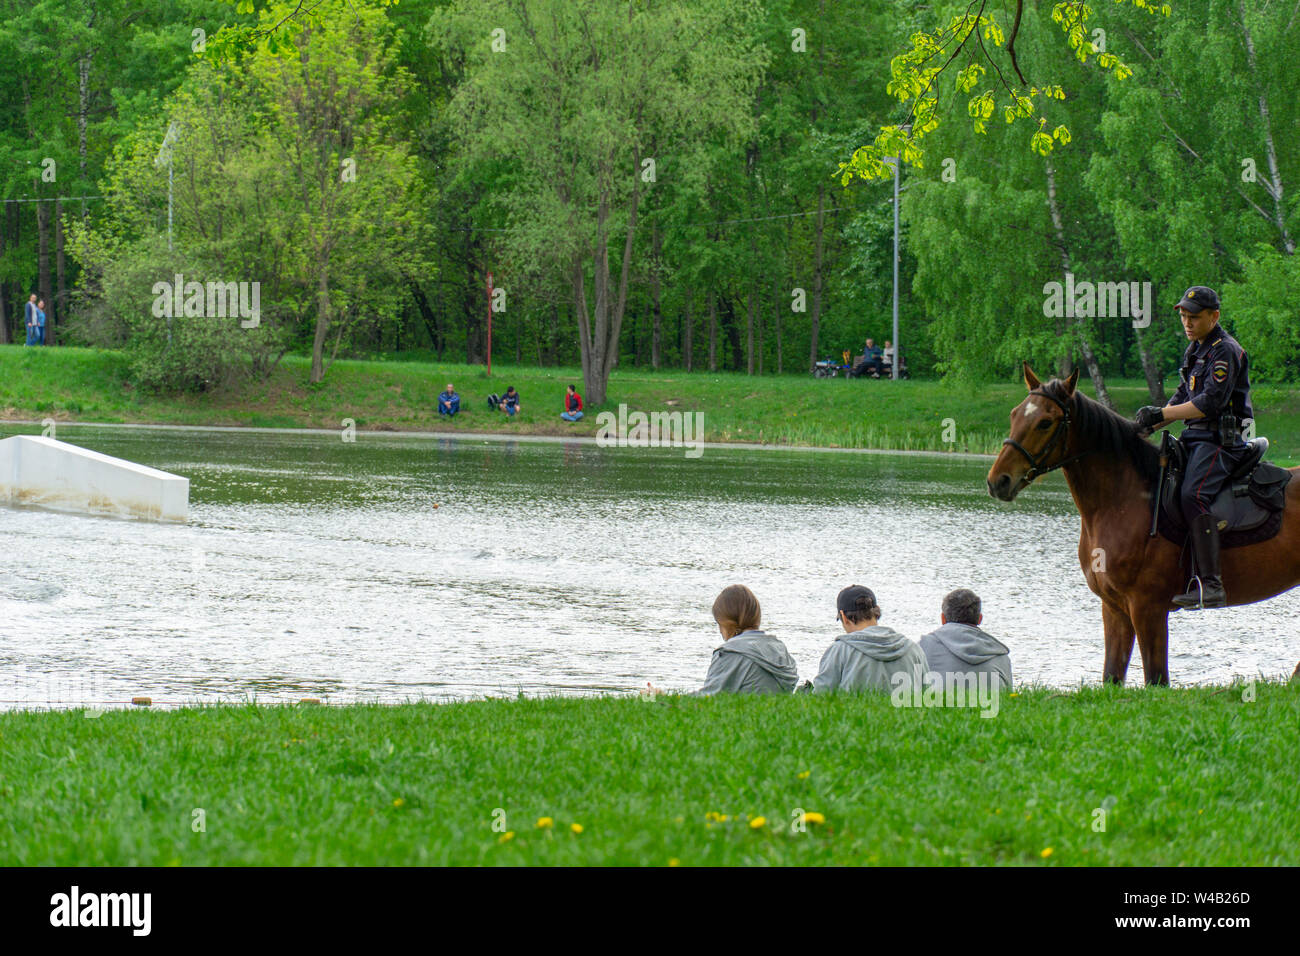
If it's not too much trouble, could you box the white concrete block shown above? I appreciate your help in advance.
[0,435,188,522]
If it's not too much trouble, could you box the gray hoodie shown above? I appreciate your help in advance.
[696,630,798,696]
[812,624,927,694]
[918,621,1013,691]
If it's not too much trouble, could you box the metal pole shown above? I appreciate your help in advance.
[486,271,493,377]
[892,155,900,381]
[167,160,174,346]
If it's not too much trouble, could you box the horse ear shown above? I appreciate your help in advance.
[1063,367,1080,395]
[1023,362,1041,391]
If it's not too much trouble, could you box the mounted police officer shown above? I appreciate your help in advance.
[1134,286,1253,609]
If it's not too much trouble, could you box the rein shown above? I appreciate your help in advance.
[1002,389,1093,483]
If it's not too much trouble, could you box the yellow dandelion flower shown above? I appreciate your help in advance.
[536,817,553,828]
[797,770,811,780]
[799,812,825,825]
[570,823,583,834]
[392,798,405,808]
[498,831,515,843]
[750,816,766,829]
[668,858,680,867]
[1009,692,1020,698]
[1040,847,1053,859]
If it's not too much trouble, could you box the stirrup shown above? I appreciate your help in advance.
[1174,575,1207,610]
[1175,574,1226,610]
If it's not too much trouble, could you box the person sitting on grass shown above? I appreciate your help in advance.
[561,384,584,422]
[808,585,926,693]
[918,588,1013,691]
[438,383,460,417]
[488,386,521,416]
[694,584,798,695]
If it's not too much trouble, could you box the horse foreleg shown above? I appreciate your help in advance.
[1132,601,1171,687]
[1101,601,1135,685]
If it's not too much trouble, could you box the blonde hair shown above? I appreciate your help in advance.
[712,584,761,639]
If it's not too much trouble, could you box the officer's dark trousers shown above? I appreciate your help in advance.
[1180,435,1246,526]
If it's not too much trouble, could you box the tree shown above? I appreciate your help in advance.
[431,0,765,404]
[244,0,428,382]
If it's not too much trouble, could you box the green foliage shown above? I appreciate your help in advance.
[65,0,429,390]
[5,0,1295,395]
[840,0,1165,184]
[1226,246,1300,382]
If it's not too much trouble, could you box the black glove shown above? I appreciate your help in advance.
[1135,406,1166,429]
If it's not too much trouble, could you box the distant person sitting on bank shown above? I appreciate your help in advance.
[918,588,1013,691]
[561,384,584,422]
[809,585,926,693]
[438,383,460,417]
[695,584,798,696]
[487,386,521,415]
[882,340,895,373]
[861,338,885,377]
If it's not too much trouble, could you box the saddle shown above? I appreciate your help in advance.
[1157,435,1292,548]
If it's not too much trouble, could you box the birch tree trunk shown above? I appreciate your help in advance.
[1237,1,1294,253]
[1045,160,1113,408]
[1135,325,1167,405]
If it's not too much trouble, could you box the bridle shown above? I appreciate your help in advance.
[1001,388,1092,485]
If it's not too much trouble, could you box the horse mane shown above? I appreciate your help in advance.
[1039,379,1161,484]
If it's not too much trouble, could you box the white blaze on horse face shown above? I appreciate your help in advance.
[1024,401,1040,416]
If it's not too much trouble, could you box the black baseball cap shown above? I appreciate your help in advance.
[836,585,878,621]
[1174,286,1220,313]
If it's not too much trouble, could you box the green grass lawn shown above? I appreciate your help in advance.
[7,345,1300,461]
[1,683,1296,865]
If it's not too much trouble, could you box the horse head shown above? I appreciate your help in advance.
[987,361,1080,501]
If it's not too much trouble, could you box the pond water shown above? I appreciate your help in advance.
[2,425,1295,708]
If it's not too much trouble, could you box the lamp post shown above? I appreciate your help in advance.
[888,124,910,381]
[153,120,183,347]
[153,121,183,253]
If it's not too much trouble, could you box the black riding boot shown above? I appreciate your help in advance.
[1173,513,1227,609]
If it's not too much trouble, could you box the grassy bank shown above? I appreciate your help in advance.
[1,684,1296,865]
[7,345,1300,460]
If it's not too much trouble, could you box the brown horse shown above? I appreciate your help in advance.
[987,362,1300,685]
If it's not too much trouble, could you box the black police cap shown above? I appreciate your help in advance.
[1174,286,1220,313]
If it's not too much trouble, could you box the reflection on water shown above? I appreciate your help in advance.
[1,426,1295,708]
